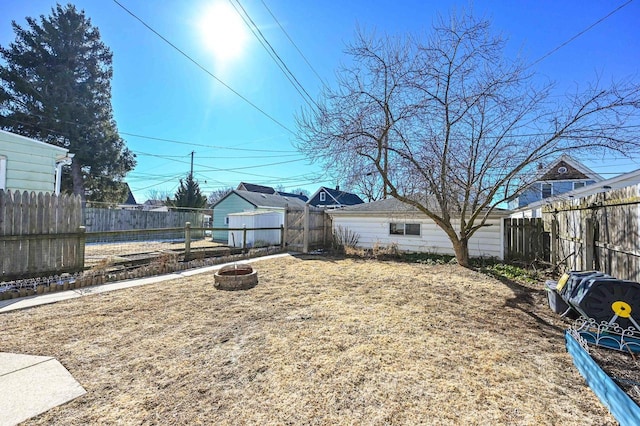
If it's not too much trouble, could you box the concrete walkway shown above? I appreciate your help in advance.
[0,353,86,426]
[0,252,291,313]
[0,253,292,425]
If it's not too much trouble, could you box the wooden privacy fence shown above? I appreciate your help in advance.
[0,190,84,280]
[545,185,640,281]
[503,218,550,262]
[84,208,205,242]
[284,205,331,252]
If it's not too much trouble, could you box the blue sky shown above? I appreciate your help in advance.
[1,0,639,203]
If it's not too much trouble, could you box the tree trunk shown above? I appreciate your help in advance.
[70,159,85,201]
[452,238,471,268]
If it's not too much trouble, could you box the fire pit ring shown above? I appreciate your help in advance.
[214,264,258,291]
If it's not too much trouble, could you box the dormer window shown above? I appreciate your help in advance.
[319,192,326,202]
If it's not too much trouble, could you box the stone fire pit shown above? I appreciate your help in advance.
[214,264,258,291]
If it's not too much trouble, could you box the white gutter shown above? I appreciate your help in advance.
[54,153,74,195]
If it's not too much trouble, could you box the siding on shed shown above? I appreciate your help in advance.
[227,211,282,247]
[0,130,68,193]
[331,215,504,259]
[212,193,255,241]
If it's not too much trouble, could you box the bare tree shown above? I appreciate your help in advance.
[296,11,640,267]
[346,172,384,202]
[145,189,172,204]
[208,187,233,205]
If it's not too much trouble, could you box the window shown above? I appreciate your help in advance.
[573,182,586,190]
[0,156,5,190]
[319,192,326,202]
[541,183,552,199]
[389,223,420,236]
[224,217,229,225]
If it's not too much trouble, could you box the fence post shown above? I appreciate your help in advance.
[303,204,310,254]
[280,224,285,249]
[584,217,594,270]
[243,225,247,253]
[77,226,86,272]
[503,218,510,261]
[551,218,559,266]
[185,222,191,260]
[283,206,289,250]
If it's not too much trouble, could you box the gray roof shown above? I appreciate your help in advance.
[232,190,307,209]
[237,182,276,194]
[329,196,510,216]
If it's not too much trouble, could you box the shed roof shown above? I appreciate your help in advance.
[214,190,307,209]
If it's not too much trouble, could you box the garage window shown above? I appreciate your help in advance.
[389,222,420,236]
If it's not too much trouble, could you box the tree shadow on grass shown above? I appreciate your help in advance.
[487,272,569,338]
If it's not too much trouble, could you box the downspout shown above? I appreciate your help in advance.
[55,153,74,195]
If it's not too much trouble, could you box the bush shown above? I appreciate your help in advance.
[331,226,360,254]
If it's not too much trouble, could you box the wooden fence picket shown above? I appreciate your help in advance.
[0,189,83,280]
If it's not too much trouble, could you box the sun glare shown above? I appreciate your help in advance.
[198,2,249,64]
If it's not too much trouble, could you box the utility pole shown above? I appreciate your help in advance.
[190,151,194,179]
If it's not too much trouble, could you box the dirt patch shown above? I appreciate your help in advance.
[85,239,225,267]
[0,256,618,424]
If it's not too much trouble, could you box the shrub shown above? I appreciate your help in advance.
[331,226,360,254]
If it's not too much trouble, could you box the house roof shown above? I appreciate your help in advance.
[236,182,308,202]
[535,154,603,182]
[0,129,69,154]
[310,186,364,206]
[277,191,309,202]
[512,167,640,214]
[237,182,276,194]
[214,190,307,209]
[328,196,510,217]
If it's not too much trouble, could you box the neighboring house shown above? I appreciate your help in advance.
[0,129,74,194]
[116,184,140,210]
[237,182,276,194]
[236,182,308,202]
[511,168,640,218]
[212,189,307,241]
[328,197,510,259]
[308,186,364,209]
[142,199,169,212]
[508,154,603,212]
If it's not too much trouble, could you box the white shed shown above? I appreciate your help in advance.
[328,198,510,260]
[227,211,283,248]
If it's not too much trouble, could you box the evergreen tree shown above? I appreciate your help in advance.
[0,3,135,202]
[168,174,207,209]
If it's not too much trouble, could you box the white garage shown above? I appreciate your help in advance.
[328,198,509,260]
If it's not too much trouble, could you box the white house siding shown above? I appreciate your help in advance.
[0,130,68,193]
[331,215,505,259]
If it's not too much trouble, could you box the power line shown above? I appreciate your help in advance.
[228,0,318,109]
[259,0,326,86]
[1,113,299,154]
[531,0,634,67]
[111,0,296,135]
[120,131,297,153]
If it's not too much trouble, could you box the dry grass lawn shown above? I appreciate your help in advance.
[0,255,615,425]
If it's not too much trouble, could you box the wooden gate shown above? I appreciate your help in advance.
[284,205,331,252]
[503,217,550,262]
